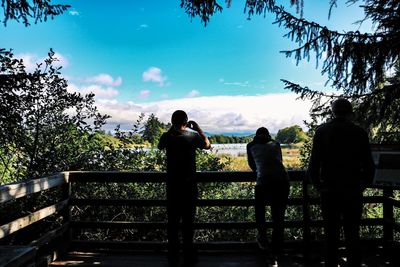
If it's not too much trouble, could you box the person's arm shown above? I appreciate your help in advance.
[188,120,211,149]
[277,141,283,163]
[307,130,322,190]
[360,131,375,187]
[246,143,257,172]
[158,132,167,150]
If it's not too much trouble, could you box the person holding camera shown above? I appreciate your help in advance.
[158,110,211,266]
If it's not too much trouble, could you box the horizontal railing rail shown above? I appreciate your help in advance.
[0,173,68,204]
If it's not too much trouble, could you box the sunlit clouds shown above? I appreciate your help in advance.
[139,90,151,99]
[68,73,122,98]
[95,93,312,134]
[85,73,122,87]
[186,90,200,98]
[15,52,69,72]
[142,67,167,86]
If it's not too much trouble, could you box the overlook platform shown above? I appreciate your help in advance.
[49,249,398,267]
[1,171,399,266]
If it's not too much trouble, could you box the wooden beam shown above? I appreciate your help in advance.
[68,170,305,183]
[70,197,317,207]
[387,197,400,208]
[0,173,68,204]
[0,246,37,267]
[29,222,69,247]
[70,198,167,207]
[0,199,68,239]
[70,220,319,230]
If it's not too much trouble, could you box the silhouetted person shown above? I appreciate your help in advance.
[308,98,375,267]
[247,127,289,264]
[158,110,211,266]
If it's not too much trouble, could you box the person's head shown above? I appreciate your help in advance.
[171,110,188,128]
[255,126,272,140]
[256,127,270,137]
[331,98,353,118]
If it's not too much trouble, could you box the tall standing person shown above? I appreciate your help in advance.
[247,127,290,265]
[158,110,211,266]
[308,98,375,267]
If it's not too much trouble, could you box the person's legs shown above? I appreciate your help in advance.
[321,191,341,267]
[166,183,181,260]
[255,184,268,247]
[270,180,289,256]
[182,182,198,261]
[342,190,362,267]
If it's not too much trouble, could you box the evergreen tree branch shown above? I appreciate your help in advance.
[1,0,70,26]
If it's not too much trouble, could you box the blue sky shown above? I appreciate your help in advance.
[1,0,371,133]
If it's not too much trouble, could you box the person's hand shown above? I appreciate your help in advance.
[187,120,201,132]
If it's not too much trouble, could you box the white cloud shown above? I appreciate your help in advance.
[68,83,119,98]
[186,90,200,98]
[139,90,151,99]
[223,81,250,87]
[52,52,69,68]
[69,10,80,16]
[15,53,37,72]
[15,52,69,72]
[138,24,149,29]
[85,73,122,86]
[95,93,312,133]
[142,67,167,86]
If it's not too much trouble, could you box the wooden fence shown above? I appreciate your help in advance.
[0,171,399,263]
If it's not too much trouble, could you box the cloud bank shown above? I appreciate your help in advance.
[96,93,312,133]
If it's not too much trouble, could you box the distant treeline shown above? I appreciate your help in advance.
[208,125,309,144]
[208,135,253,144]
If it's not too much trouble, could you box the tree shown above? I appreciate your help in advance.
[1,0,70,26]
[276,125,308,144]
[0,49,108,181]
[142,113,168,146]
[182,0,400,142]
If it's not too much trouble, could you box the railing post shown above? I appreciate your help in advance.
[302,177,311,260]
[61,172,72,246]
[383,188,394,243]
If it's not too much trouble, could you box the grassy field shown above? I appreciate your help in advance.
[219,145,303,171]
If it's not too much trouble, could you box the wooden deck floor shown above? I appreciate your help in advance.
[50,251,397,267]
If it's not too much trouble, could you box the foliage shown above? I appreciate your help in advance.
[209,134,253,144]
[180,0,306,25]
[275,125,308,144]
[141,113,168,147]
[114,113,145,147]
[0,49,108,181]
[298,117,318,169]
[1,0,70,26]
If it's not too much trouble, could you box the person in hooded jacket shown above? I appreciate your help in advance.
[308,98,375,267]
[247,127,290,260]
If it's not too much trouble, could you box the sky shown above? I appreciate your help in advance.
[0,0,372,134]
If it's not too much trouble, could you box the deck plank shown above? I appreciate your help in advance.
[50,251,399,267]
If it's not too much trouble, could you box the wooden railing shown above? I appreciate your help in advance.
[0,173,69,266]
[66,171,400,251]
[0,170,399,263]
